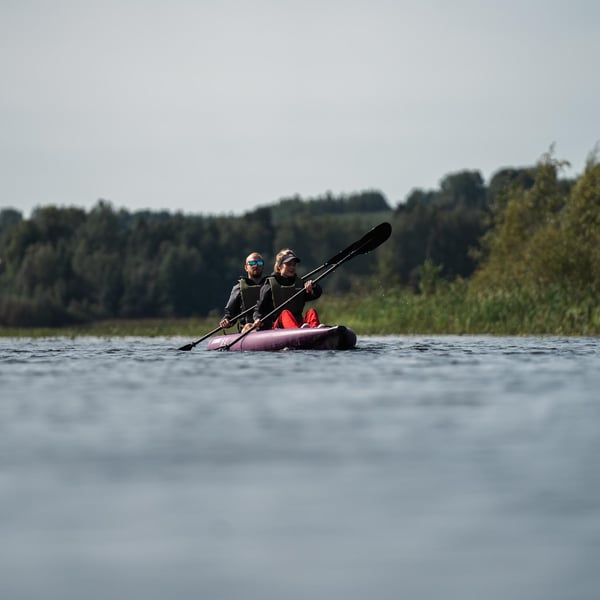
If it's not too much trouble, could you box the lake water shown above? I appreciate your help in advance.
[1,335,599,600]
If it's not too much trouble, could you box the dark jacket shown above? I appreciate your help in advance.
[253,273,322,329]
[223,277,266,329]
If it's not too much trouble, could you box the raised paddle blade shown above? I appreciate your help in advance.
[300,222,393,280]
[324,222,392,266]
[344,221,392,258]
[356,221,392,254]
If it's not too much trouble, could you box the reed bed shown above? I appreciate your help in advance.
[2,285,598,337]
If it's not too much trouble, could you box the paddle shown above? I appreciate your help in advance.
[301,221,391,280]
[178,222,390,351]
[177,305,256,351]
[218,222,392,351]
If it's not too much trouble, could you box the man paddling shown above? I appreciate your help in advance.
[219,252,267,333]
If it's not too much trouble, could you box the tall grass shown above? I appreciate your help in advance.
[318,283,600,336]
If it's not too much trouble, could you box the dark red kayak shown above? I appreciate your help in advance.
[206,325,357,352]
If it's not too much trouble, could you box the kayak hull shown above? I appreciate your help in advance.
[206,325,357,352]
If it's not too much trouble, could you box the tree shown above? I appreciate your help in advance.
[470,150,595,295]
[0,208,22,236]
[438,170,487,209]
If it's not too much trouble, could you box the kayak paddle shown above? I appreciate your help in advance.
[218,222,392,351]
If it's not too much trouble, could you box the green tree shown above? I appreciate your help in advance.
[470,150,599,301]
[0,208,22,237]
[471,153,569,291]
[71,201,125,317]
[438,171,487,209]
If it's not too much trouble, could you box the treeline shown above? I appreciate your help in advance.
[0,192,395,325]
[1,150,598,329]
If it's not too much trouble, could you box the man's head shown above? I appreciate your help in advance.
[244,252,265,282]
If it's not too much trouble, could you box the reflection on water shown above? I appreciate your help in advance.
[1,336,599,600]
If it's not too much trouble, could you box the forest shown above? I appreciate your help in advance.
[0,150,598,331]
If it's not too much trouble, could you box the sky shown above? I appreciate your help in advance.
[1,0,599,217]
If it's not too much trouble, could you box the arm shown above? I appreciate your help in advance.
[303,280,322,302]
[253,280,274,330]
[220,283,241,328]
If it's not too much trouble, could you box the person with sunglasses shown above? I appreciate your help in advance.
[252,248,322,330]
[219,252,267,333]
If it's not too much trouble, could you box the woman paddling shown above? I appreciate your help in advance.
[252,249,322,330]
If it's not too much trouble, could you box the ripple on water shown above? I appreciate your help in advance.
[0,335,599,600]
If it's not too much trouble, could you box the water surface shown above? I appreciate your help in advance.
[1,335,599,599]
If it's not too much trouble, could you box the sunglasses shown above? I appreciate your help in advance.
[247,260,264,266]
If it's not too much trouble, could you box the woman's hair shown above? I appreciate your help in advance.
[274,248,294,272]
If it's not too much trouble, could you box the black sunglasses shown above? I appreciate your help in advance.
[247,260,264,266]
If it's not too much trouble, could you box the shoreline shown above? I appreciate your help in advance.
[2,287,599,338]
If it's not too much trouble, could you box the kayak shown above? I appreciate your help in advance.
[207,325,357,352]
[206,325,357,352]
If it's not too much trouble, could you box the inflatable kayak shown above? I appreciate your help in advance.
[206,325,357,352]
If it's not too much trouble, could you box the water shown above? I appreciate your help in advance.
[1,335,599,600]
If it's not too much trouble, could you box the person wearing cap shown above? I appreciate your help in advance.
[252,248,322,330]
[220,251,267,333]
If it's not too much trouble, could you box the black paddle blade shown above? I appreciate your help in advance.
[327,222,392,265]
[177,324,225,351]
[357,221,392,254]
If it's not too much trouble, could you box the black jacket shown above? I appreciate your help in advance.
[223,277,266,326]
[253,273,322,329]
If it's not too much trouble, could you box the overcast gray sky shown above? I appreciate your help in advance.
[2,0,599,216]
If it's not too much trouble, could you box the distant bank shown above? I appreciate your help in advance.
[2,287,598,338]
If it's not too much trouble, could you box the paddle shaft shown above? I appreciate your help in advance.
[179,269,324,350]
[219,237,375,351]
[177,305,254,350]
